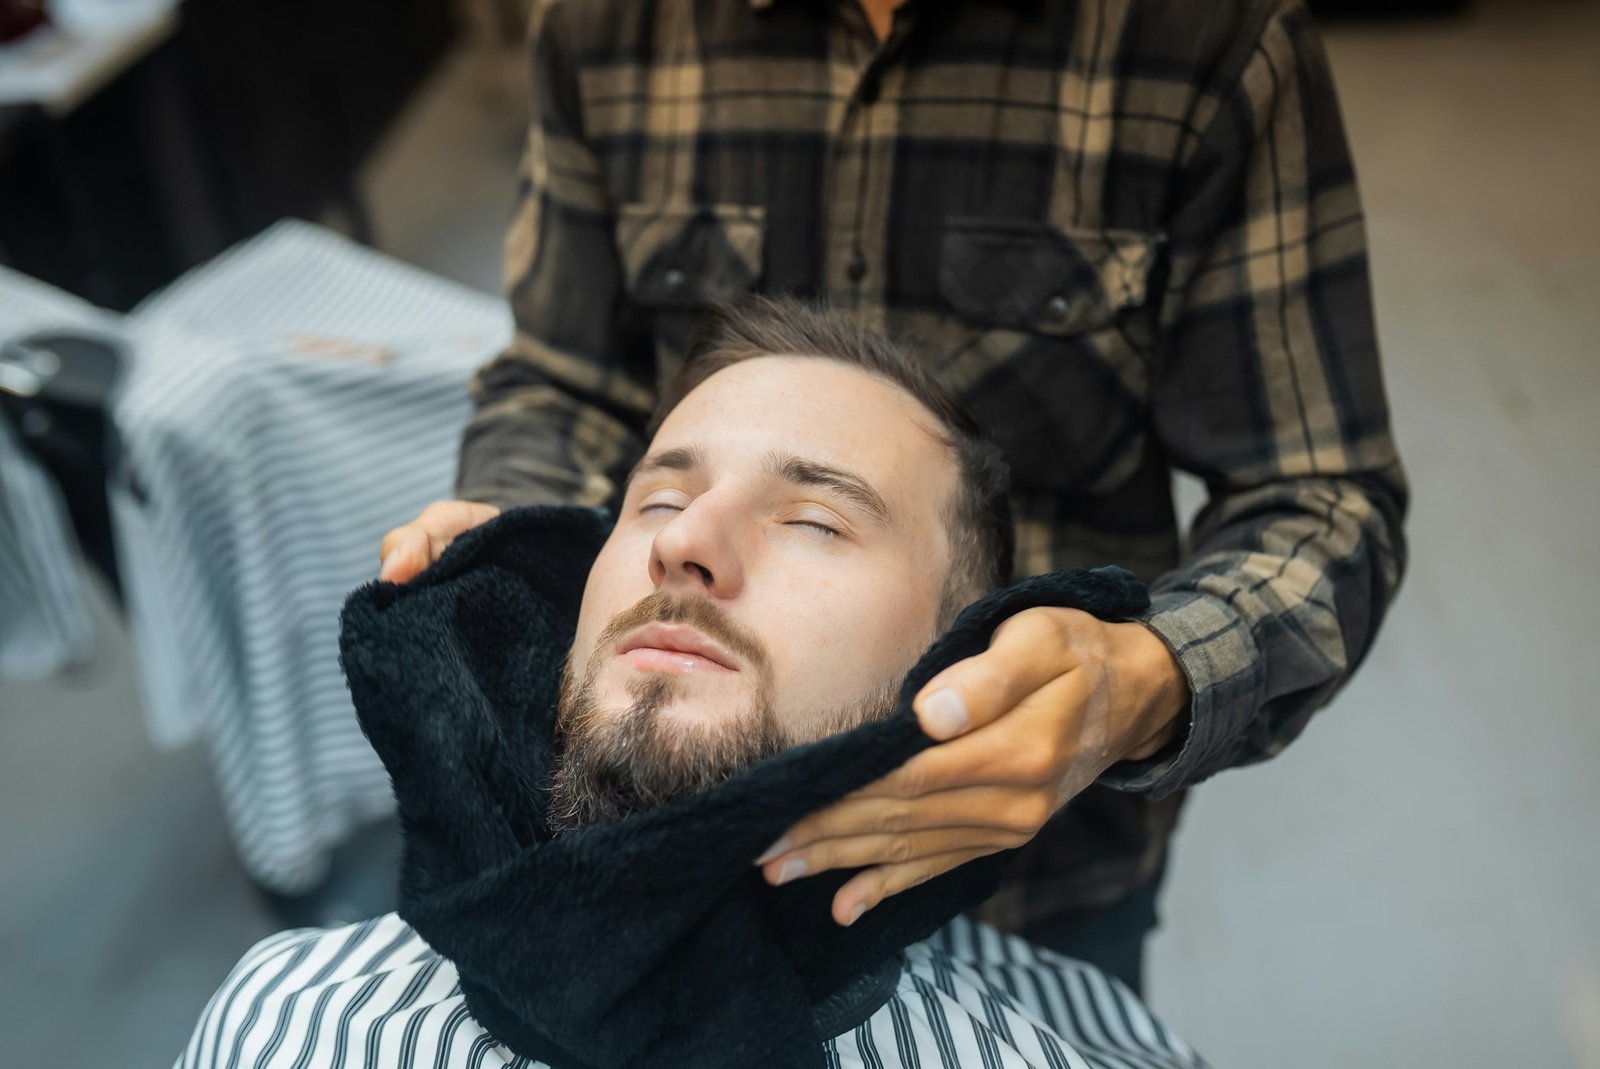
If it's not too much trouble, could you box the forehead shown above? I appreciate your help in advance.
[649,357,955,496]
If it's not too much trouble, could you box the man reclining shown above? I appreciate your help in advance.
[176,298,1208,1069]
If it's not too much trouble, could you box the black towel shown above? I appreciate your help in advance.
[340,506,1150,1069]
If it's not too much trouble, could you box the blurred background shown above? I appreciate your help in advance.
[1,0,1596,1065]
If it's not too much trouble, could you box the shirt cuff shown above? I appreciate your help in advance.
[1096,588,1264,798]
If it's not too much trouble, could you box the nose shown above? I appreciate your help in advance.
[648,495,746,598]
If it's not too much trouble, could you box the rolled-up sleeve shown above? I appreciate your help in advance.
[1102,3,1408,796]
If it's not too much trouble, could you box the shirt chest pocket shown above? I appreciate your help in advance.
[935,217,1164,496]
[616,202,766,385]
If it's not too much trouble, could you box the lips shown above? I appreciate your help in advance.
[616,622,739,672]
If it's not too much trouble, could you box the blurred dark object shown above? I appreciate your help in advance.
[0,329,125,603]
[0,0,458,310]
[1308,0,1473,16]
[0,0,47,44]
[177,0,457,245]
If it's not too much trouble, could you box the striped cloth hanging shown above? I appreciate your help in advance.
[113,221,511,892]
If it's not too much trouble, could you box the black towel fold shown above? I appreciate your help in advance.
[340,506,1150,1069]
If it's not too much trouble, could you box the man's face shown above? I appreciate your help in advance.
[550,356,960,830]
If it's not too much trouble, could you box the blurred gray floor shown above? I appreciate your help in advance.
[2,3,1598,1066]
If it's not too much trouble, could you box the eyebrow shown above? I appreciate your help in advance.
[630,444,707,480]
[768,451,892,528]
[628,445,893,528]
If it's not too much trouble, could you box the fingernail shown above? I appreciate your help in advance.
[755,836,791,865]
[845,903,867,926]
[379,552,397,580]
[774,857,807,885]
[921,688,968,739]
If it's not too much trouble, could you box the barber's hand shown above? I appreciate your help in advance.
[377,500,501,583]
[756,607,1190,926]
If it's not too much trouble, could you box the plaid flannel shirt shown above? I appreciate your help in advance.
[457,0,1408,930]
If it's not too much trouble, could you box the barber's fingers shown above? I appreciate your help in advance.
[759,784,1053,865]
[377,527,431,583]
[378,500,501,583]
[852,669,1094,801]
[760,822,1028,889]
[831,848,994,926]
[912,607,1091,741]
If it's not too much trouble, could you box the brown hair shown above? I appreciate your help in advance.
[649,296,1014,623]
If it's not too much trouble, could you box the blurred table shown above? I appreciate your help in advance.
[0,2,178,117]
[0,0,220,309]
[0,0,458,310]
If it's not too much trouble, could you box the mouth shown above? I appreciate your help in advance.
[616,622,739,674]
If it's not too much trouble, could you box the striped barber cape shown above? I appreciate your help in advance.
[176,914,1208,1069]
[112,222,512,892]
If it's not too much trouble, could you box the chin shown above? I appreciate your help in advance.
[649,694,747,730]
[598,664,754,727]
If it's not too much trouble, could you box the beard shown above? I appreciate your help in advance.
[545,592,904,834]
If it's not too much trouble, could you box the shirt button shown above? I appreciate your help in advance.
[663,267,688,294]
[846,252,868,283]
[1045,294,1071,321]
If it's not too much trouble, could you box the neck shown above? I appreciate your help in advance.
[857,0,902,43]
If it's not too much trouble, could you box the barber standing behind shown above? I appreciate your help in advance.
[380,0,1407,992]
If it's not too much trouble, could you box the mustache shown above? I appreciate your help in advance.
[594,591,771,676]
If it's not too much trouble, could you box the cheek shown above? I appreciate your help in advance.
[763,560,940,725]
[572,532,653,663]
[844,580,939,663]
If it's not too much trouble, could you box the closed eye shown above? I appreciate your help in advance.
[640,500,839,538]
[788,520,841,538]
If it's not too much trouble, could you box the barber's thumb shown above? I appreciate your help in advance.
[913,658,1000,741]
[916,686,971,740]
